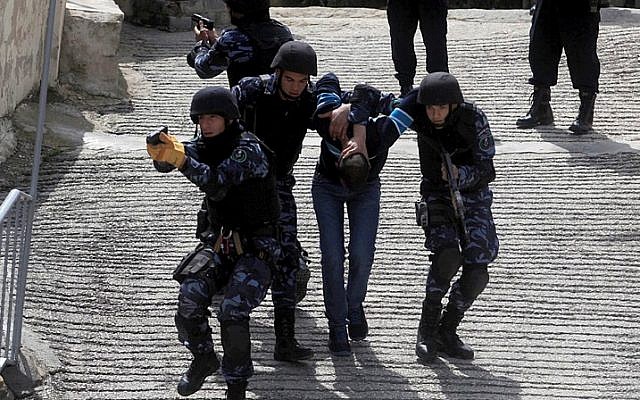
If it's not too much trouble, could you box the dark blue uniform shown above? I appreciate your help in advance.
[160,122,280,383]
[373,90,499,312]
[191,20,292,87]
[528,0,601,93]
[231,74,317,311]
[387,0,449,92]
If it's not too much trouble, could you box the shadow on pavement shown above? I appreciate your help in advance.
[536,126,640,177]
[428,357,522,400]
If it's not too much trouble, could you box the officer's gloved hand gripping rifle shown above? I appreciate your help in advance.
[439,145,471,249]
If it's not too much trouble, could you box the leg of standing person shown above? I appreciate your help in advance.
[218,254,272,399]
[415,198,461,363]
[344,178,381,341]
[175,276,221,397]
[560,8,600,134]
[417,0,449,73]
[517,0,563,128]
[387,0,420,96]
[438,189,498,360]
[272,178,314,362]
[312,174,352,356]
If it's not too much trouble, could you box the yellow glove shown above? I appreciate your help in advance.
[146,132,186,168]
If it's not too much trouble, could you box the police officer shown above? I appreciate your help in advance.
[188,0,293,87]
[230,41,322,363]
[147,87,280,399]
[516,0,603,134]
[368,72,499,362]
[386,0,449,96]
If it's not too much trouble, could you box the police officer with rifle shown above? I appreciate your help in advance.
[147,86,280,399]
[361,72,499,362]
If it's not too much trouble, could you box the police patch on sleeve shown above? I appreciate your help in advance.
[478,130,494,152]
[231,148,248,163]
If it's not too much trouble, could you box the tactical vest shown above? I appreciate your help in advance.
[416,102,477,190]
[243,85,315,178]
[205,132,280,232]
[226,20,293,86]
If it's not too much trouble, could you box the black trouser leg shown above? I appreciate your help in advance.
[387,0,419,88]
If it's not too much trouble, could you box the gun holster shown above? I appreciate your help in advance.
[173,243,231,294]
[415,199,429,229]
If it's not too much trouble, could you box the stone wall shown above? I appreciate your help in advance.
[0,0,66,165]
[58,0,125,98]
[0,0,66,119]
[113,0,229,31]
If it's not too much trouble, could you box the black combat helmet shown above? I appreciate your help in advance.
[270,41,318,76]
[223,0,270,13]
[417,72,464,105]
[190,86,240,123]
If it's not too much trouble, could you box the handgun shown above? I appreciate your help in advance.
[191,14,215,31]
[146,126,168,145]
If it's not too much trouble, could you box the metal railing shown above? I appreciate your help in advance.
[0,0,58,373]
[0,189,33,370]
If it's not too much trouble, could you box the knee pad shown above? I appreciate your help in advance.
[430,247,462,283]
[459,264,489,300]
[177,278,211,320]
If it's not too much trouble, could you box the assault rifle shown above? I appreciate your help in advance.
[440,146,470,248]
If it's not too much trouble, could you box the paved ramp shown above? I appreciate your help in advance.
[20,7,640,400]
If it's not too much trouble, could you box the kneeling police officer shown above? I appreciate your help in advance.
[147,86,280,399]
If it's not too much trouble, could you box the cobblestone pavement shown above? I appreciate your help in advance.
[16,7,640,400]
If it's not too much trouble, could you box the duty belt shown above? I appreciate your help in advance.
[212,227,244,256]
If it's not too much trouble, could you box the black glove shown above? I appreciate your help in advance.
[348,83,381,124]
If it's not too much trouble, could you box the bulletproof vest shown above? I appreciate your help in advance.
[416,102,477,190]
[206,131,280,232]
[243,85,315,178]
[227,20,293,87]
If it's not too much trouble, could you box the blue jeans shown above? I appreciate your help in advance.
[311,173,381,328]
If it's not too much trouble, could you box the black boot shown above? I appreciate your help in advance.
[415,300,442,363]
[400,82,414,97]
[569,91,596,134]
[177,351,220,396]
[273,308,314,361]
[328,326,352,356]
[516,86,554,128]
[225,380,248,400]
[437,305,474,359]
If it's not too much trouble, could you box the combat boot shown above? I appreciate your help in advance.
[273,308,314,361]
[225,380,248,400]
[415,300,442,363]
[516,86,554,128]
[569,91,596,134]
[437,304,474,359]
[177,351,220,396]
[400,83,414,97]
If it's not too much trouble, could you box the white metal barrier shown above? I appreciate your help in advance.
[0,189,33,370]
